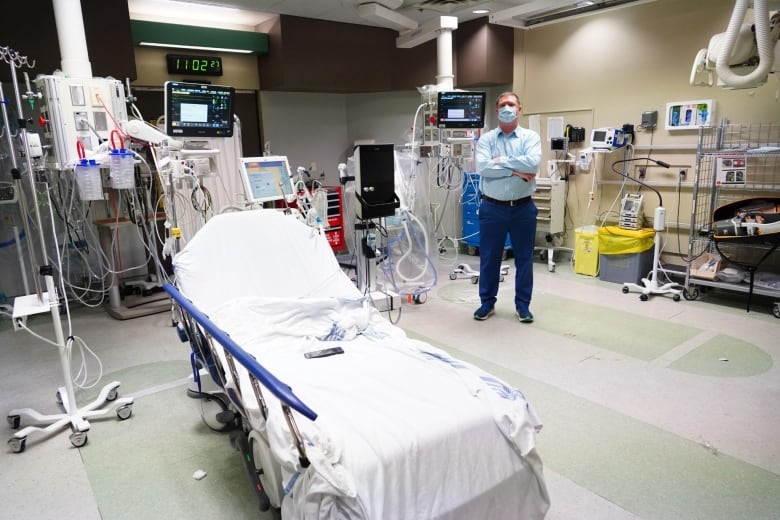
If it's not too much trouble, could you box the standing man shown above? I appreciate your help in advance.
[473,92,541,323]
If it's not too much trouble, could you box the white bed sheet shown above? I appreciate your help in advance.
[211,296,550,520]
[173,209,549,519]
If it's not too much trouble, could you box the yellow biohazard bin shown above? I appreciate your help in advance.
[574,225,600,276]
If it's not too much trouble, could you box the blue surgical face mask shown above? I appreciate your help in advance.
[498,105,517,123]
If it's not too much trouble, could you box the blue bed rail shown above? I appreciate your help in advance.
[163,282,318,421]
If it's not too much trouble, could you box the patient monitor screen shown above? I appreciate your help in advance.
[164,81,235,138]
[239,156,296,204]
[437,91,486,129]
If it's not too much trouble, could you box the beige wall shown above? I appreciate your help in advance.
[129,1,779,262]
[512,0,779,259]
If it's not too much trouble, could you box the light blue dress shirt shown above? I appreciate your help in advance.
[475,125,542,200]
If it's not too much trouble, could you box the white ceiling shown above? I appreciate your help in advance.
[127,0,655,32]
[128,0,511,30]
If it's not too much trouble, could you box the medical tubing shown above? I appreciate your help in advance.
[599,148,632,229]
[109,129,125,150]
[408,211,438,294]
[394,209,432,284]
[409,102,427,167]
[384,212,437,295]
[17,320,59,347]
[67,334,105,390]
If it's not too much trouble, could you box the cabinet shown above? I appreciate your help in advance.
[532,177,566,272]
[685,123,780,317]
[322,186,346,253]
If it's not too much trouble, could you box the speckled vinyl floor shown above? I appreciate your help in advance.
[1,257,778,519]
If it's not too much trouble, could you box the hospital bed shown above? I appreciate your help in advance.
[164,208,550,519]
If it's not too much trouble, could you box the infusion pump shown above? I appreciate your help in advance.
[619,193,644,230]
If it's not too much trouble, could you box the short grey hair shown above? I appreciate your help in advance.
[496,92,520,107]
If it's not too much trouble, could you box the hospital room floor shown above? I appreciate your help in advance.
[1,253,778,519]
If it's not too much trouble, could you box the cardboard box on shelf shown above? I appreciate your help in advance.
[690,253,721,280]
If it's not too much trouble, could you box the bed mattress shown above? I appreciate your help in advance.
[211,295,549,520]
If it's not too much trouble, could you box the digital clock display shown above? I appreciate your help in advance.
[166,54,223,76]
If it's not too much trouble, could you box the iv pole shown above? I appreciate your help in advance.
[2,46,133,453]
[610,156,683,301]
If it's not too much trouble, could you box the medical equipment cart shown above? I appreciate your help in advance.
[533,177,566,272]
[684,123,780,318]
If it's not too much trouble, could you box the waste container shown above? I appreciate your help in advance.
[574,225,599,276]
[597,226,655,283]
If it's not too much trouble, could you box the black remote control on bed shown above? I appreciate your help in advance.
[304,347,345,359]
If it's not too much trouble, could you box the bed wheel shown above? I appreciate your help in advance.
[413,293,427,304]
[176,324,189,342]
[250,431,284,510]
[8,436,26,453]
[683,287,699,301]
[117,404,133,420]
[69,430,88,448]
[773,303,780,318]
[7,414,20,429]
[470,276,478,284]
[188,391,232,431]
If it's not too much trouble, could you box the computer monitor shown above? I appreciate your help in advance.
[164,81,235,138]
[239,155,297,204]
[437,90,487,129]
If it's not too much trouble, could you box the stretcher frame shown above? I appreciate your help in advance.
[161,208,549,518]
[165,281,313,511]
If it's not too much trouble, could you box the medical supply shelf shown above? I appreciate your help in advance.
[533,178,565,236]
[685,123,780,317]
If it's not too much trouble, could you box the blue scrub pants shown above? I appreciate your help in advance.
[478,198,538,312]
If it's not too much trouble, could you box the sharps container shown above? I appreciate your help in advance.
[74,159,103,201]
[109,148,135,189]
[574,225,599,276]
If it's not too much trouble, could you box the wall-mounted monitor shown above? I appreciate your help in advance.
[164,81,234,138]
[239,155,296,204]
[437,90,486,129]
